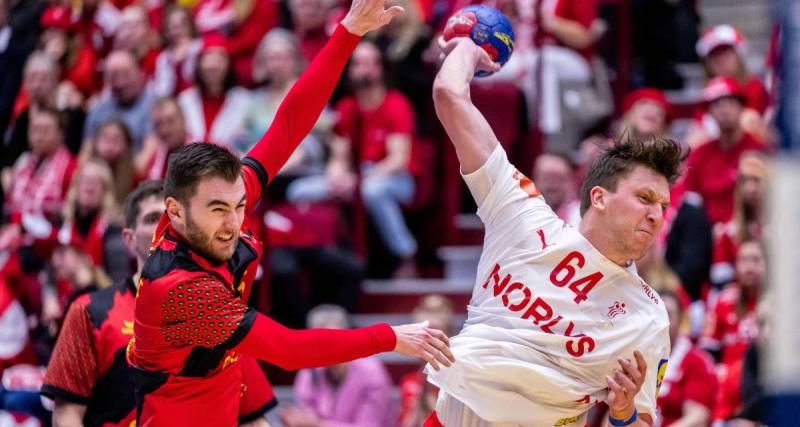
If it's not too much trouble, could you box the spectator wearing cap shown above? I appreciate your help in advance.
[136,96,191,181]
[177,34,251,147]
[533,152,580,226]
[683,77,769,224]
[153,5,202,97]
[281,304,395,427]
[4,53,85,171]
[83,49,155,153]
[687,25,770,147]
[620,88,673,138]
[192,0,278,84]
[39,5,98,97]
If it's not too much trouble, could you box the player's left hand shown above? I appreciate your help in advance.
[340,0,404,36]
[606,350,647,421]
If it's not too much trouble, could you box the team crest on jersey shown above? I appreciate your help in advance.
[512,169,541,197]
[656,358,668,395]
[607,301,627,319]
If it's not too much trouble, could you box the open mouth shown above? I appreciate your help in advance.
[216,233,235,243]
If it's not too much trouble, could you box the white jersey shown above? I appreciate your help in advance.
[426,145,670,426]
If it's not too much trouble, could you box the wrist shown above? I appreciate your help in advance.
[340,17,367,36]
[609,407,637,427]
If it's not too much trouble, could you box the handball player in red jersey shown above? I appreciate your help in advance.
[126,1,455,425]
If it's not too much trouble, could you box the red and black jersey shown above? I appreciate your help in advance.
[41,278,138,427]
[128,24,398,427]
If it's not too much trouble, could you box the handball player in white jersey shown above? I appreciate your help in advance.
[424,38,687,427]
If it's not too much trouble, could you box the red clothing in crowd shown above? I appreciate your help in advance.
[714,358,744,422]
[683,133,766,224]
[710,220,763,286]
[128,25,397,427]
[541,0,598,60]
[702,285,758,367]
[6,146,77,221]
[657,336,718,425]
[334,89,417,170]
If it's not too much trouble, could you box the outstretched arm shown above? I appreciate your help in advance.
[241,0,403,208]
[432,38,501,174]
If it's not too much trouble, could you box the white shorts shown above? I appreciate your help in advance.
[435,392,526,427]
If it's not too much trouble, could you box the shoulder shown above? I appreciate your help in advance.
[685,347,717,374]
[83,280,132,328]
[386,90,413,107]
[335,96,358,114]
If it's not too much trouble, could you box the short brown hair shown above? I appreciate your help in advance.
[164,143,241,204]
[124,180,164,228]
[580,133,687,215]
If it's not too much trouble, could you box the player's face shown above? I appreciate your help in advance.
[603,165,670,261]
[184,176,246,263]
[131,196,165,262]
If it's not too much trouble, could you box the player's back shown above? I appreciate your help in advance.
[426,145,669,426]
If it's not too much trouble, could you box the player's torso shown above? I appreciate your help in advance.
[433,224,669,424]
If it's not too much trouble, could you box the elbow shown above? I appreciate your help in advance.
[433,78,468,107]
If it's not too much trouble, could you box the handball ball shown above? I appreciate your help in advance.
[443,5,515,77]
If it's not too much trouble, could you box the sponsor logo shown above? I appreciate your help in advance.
[554,415,580,426]
[639,280,660,305]
[656,358,668,395]
[121,320,134,335]
[494,31,515,50]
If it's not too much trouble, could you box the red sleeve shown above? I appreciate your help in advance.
[238,355,277,421]
[41,301,98,403]
[234,314,396,370]
[225,0,277,56]
[241,23,360,205]
[682,350,718,409]
[560,0,596,29]
[66,46,98,96]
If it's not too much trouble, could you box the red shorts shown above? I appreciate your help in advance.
[424,410,444,427]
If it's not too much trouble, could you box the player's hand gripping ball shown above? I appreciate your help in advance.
[443,5,515,77]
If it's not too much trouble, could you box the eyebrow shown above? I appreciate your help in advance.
[206,195,246,208]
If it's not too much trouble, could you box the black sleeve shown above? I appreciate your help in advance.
[737,343,764,421]
[665,200,712,301]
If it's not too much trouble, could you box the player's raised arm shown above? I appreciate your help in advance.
[433,38,501,174]
[241,0,404,206]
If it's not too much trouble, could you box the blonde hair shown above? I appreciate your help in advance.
[63,158,122,225]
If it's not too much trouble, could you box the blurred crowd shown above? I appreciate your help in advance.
[0,0,782,425]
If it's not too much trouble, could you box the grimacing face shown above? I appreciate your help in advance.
[595,165,670,262]
[174,176,246,264]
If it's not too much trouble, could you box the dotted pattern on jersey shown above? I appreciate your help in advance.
[159,276,247,348]
[42,304,99,399]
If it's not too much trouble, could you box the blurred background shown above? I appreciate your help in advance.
[0,0,796,425]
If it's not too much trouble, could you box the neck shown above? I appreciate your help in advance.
[73,265,94,288]
[719,128,742,148]
[356,85,386,109]
[206,85,224,97]
[578,219,629,267]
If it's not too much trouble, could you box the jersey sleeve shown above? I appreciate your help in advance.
[41,302,99,404]
[238,355,278,423]
[632,327,671,422]
[462,144,564,241]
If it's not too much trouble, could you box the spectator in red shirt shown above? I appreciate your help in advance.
[38,5,98,98]
[113,5,160,77]
[153,5,202,97]
[686,25,770,147]
[193,0,279,84]
[289,0,331,61]
[702,239,763,367]
[484,0,602,135]
[656,290,717,426]
[620,88,673,139]
[136,96,191,181]
[87,120,137,205]
[287,40,419,262]
[178,35,251,147]
[683,77,768,225]
[710,152,766,288]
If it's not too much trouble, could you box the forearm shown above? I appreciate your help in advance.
[235,314,396,370]
[245,25,360,182]
[52,402,87,427]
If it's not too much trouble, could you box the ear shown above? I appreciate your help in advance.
[589,186,607,212]
[121,227,136,255]
[165,197,185,227]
